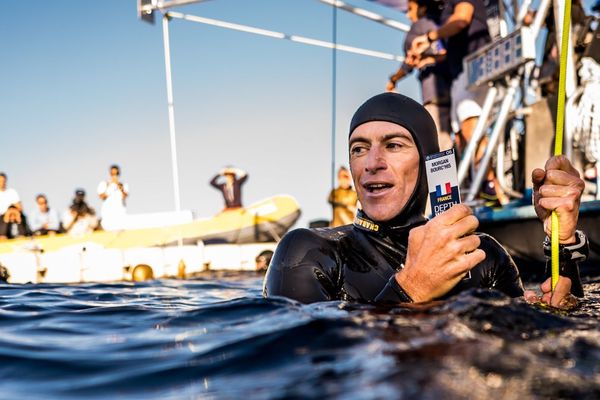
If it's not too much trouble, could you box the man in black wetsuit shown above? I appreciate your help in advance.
[264,93,586,309]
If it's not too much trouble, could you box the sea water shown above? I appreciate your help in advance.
[1,275,599,399]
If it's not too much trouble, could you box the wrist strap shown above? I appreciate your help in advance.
[543,230,588,262]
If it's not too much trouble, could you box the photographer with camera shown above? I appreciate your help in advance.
[97,164,129,231]
[62,189,98,236]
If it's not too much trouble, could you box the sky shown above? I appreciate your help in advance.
[1,0,418,229]
[1,0,595,230]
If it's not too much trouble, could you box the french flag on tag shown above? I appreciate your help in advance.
[436,182,452,197]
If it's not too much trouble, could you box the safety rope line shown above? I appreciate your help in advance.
[552,0,572,290]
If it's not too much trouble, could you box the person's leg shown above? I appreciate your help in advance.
[425,102,453,151]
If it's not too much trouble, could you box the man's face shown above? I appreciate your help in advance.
[110,168,120,179]
[406,0,419,22]
[37,197,48,212]
[349,121,420,222]
[0,176,6,190]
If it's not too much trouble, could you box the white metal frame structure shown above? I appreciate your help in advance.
[138,0,409,212]
[458,0,580,203]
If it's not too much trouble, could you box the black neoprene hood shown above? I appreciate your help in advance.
[348,92,440,226]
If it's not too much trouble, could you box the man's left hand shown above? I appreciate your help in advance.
[532,155,584,244]
[524,276,578,310]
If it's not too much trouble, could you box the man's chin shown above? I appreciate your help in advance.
[362,206,400,223]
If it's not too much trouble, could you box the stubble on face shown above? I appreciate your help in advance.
[349,121,420,222]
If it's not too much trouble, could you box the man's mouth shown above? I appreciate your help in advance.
[363,182,393,194]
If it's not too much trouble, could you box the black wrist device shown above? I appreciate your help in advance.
[543,230,589,262]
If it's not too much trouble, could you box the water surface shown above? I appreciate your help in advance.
[1,274,599,399]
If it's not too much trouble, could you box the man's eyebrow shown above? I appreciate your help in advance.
[382,132,412,141]
[349,136,370,146]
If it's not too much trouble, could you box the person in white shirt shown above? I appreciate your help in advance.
[30,194,61,236]
[97,164,129,230]
[0,173,22,214]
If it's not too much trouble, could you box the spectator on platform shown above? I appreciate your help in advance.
[210,167,248,210]
[62,189,98,236]
[30,194,61,236]
[0,173,22,214]
[97,164,129,230]
[387,0,452,151]
[0,205,31,240]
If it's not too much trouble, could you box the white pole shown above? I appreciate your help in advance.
[162,13,182,215]
[317,0,410,32]
[167,11,404,62]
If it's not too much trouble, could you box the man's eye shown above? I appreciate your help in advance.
[351,146,367,155]
[387,142,403,150]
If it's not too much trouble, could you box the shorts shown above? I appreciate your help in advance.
[450,69,488,131]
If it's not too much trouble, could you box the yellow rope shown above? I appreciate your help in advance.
[552,0,572,290]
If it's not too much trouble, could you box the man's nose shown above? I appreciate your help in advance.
[364,147,386,173]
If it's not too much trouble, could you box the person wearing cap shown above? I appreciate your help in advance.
[62,189,98,235]
[328,166,358,227]
[264,93,587,310]
[210,167,248,210]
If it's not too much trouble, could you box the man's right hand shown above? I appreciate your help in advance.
[396,204,486,302]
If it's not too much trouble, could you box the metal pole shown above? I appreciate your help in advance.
[457,85,498,185]
[330,3,337,191]
[167,11,404,62]
[467,78,520,202]
[317,0,410,32]
[162,13,182,215]
[531,0,551,39]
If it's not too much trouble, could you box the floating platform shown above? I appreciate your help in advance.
[0,195,300,284]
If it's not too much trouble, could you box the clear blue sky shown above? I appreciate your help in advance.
[1,0,417,228]
[2,1,594,229]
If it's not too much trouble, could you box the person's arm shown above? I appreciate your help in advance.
[98,181,108,200]
[119,182,129,201]
[0,219,8,240]
[237,172,248,185]
[526,155,586,308]
[478,233,525,297]
[412,1,475,55]
[21,215,32,237]
[62,210,78,233]
[263,229,339,303]
[210,174,221,189]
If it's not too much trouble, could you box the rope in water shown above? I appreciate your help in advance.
[552,0,572,290]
